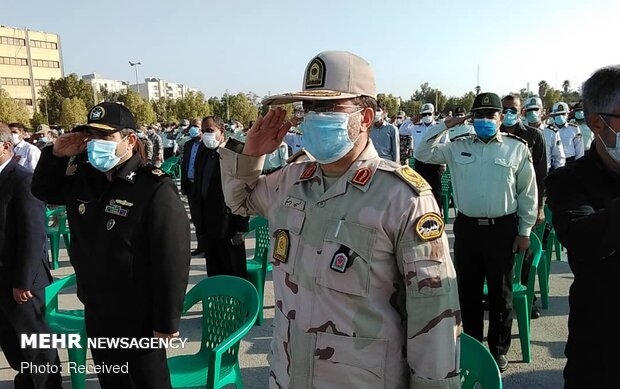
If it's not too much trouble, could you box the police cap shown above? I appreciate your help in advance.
[73,102,137,133]
[470,92,502,112]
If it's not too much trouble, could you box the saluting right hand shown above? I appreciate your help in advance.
[443,114,470,129]
[242,107,292,157]
[52,132,89,158]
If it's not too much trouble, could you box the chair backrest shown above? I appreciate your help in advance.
[512,233,542,289]
[460,332,503,389]
[161,156,180,175]
[523,233,542,307]
[45,207,65,231]
[45,273,77,317]
[440,169,452,192]
[183,276,259,357]
[248,216,270,266]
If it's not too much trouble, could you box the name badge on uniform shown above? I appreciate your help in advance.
[330,245,353,273]
[460,152,472,157]
[105,205,128,217]
[273,230,290,263]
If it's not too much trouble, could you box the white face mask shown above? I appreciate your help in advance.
[11,133,21,144]
[599,115,620,163]
[202,132,219,149]
[422,115,434,124]
[374,111,383,122]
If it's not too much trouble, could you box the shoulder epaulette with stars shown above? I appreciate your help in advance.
[451,133,473,141]
[504,132,528,145]
[140,164,170,179]
[376,162,432,195]
[546,125,558,132]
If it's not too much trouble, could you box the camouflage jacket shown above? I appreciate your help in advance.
[220,141,462,389]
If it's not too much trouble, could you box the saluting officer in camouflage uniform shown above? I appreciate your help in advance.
[415,93,537,372]
[220,51,461,389]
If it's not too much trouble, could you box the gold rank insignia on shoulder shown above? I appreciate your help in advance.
[415,212,445,241]
[273,229,290,263]
[299,163,318,180]
[151,169,165,176]
[395,166,431,194]
[351,167,373,186]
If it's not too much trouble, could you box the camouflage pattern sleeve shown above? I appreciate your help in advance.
[219,146,280,217]
[395,192,462,389]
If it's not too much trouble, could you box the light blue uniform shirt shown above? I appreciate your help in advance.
[369,121,400,162]
[187,140,200,180]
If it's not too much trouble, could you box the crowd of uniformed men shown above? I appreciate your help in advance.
[0,50,618,389]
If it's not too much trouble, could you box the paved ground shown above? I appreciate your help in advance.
[0,206,571,388]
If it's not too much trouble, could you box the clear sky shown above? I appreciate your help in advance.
[4,0,619,101]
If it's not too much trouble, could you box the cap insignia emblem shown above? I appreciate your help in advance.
[305,57,326,89]
[89,106,105,121]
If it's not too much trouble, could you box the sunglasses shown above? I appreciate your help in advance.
[502,108,518,114]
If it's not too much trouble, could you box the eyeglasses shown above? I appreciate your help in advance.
[421,113,433,117]
[472,110,499,119]
[502,108,518,114]
[302,102,362,115]
[201,128,219,133]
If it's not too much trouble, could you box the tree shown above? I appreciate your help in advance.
[562,80,571,94]
[208,97,226,119]
[151,97,178,123]
[174,91,211,121]
[59,97,88,129]
[38,74,94,124]
[30,112,48,129]
[542,88,563,112]
[0,89,30,126]
[399,99,422,117]
[124,91,156,125]
[228,92,259,126]
[376,93,401,118]
[98,86,125,104]
[538,81,549,100]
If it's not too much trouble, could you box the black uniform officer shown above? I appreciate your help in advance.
[31,102,191,389]
[545,65,620,388]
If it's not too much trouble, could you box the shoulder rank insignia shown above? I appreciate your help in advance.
[452,133,473,141]
[415,212,444,241]
[504,132,528,145]
[394,166,431,194]
[351,167,373,186]
[273,230,290,263]
[299,163,318,180]
[126,171,136,180]
[151,168,165,176]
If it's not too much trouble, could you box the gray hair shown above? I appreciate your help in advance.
[582,65,620,117]
[0,122,13,146]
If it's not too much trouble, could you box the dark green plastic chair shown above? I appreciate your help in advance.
[168,276,259,388]
[439,168,454,223]
[45,274,87,389]
[45,206,70,269]
[483,233,542,362]
[534,204,562,309]
[460,332,502,389]
[161,155,181,179]
[245,216,270,325]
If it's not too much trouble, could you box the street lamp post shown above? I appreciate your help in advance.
[129,61,142,94]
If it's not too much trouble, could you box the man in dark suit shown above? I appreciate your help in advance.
[195,116,249,278]
[0,122,62,389]
[180,119,205,256]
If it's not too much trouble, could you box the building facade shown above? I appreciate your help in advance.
[0,25,63,113]
[129,77,198,100]
[82,73,129,103]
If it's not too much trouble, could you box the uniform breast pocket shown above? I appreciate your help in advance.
[403,240,452,298]
[316,219,376,297]
[454,153,476,171]
[493,158,516,183]
[269,206,306,275]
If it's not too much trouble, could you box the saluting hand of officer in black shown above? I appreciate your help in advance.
[52,132,89,158]
[243,107,291,157]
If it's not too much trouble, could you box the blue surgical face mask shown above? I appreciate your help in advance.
[502,111,518,127]
[300,111,359,164]
[575,111,585,120]
[473,118,497,138]
[188,126,200,138]
[87,137,128,172]
[526,110,540,123]
[599,115,620,162]
[553,115,567,126]
[39,136,48,143]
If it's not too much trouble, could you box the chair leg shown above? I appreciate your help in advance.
[537,257,549,309]
[514,296,531,363]
[442,195,449,223]
[67,332,87,389]
[49,234,60,270]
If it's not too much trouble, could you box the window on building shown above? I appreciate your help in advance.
[29,40,58,50]
[32,59,60,68]
[0,36,26,46]
[34,79,49,86]
[0,56,28,66]
[14,98,33,106]
[0,77,31,86]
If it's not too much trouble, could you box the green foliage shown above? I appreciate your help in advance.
[400,99,422,117]
[376,93,400,118]
[30,111,48,128]
[59,97,88,129]
[174,91,211,121]
[38,74,94,125]
[542,88,563,111]
[0,89,31,126]
[538,80,549,99]
[124,91,156,125]
[208,97,226,119]
[443,91,476,113]
[151,97,178,123]
[98,86,125,104]
[228,92,259,127]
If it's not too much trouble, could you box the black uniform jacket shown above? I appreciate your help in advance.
[501,121,547,206]
[0,160,52,292]
[195,146,249,239]
[31,148,191,334]
[545,144,620,360]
